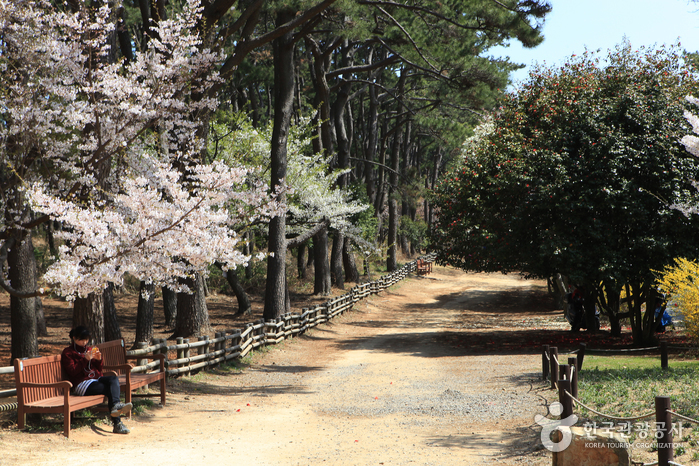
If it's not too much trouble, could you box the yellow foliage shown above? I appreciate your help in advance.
[656,257,699,341]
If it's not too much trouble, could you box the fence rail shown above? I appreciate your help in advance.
[0,253,436,403]
[542,344,698,466]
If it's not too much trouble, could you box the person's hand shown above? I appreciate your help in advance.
[85,347,99,360]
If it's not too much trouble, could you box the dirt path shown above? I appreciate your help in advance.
[0,267,556,465]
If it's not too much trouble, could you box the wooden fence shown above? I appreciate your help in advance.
[0,253,436,408]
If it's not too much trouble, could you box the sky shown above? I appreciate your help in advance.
[491,0,699,87]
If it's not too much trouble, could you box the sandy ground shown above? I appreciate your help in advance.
[0,267,559,465]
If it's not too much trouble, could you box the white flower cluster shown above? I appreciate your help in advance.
[210,115,368,236]
[681,96,699,159]
[672,96,699,216]
[1,1,280,298]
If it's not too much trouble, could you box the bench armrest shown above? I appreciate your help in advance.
[103,363,134,373]
[18,380,73,390]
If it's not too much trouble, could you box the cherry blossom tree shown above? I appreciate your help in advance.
[0,1,280,354]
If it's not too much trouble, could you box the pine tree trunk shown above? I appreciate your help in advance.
[313,226,331,296]
[387,73,405,272]
[73,292,105,344]
[172,273,210,338]
[365,84,379,204]
[343,241,359,284]
[387,125,402,272]
[103,283,122,342]
[263,9,295,321]
[35,297,48,337]
[8,229,39,362]
[162,286,177,329]
[297,242,308,279]
[134,281,155,346]
[331,231,345,289]
[225,269,252,316]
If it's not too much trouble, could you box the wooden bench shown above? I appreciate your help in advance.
[13,355,107,438]
[416,258,432,276]
[98,339,166,414]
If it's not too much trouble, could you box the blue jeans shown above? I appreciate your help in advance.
[84,375,122,424]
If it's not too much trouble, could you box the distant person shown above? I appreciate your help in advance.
[567,288,585,332]
[61,325,131,434]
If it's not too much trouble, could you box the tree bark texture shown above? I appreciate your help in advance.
[172,273,210,338]
[73,292,105,344]
[313,226,331,296]
[343,241,359,284]
[35,297,48,337]
[297,242,308,279]
[162,286,178,329]
[387,72,405,272]
[331,231,345,289]
[134,281,155,346]
[8,229,39,362]
[225,269,252,316]
[103,283,123,342]
[263,9,296,321]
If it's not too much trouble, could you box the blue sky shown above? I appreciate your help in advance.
[492,0,699,87]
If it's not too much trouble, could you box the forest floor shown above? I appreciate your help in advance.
[0,265,693,465]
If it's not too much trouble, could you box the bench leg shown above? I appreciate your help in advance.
[125,388,132,419]
[160,378,166,406]
[17,408,25,430]
[63,406,71,438]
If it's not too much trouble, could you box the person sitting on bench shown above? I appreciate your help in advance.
[61,326,132,434]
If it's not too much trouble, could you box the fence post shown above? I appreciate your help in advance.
[568,357,578,399]
[560,364,571,384]
[577,343,586,371]
[660,342,668,370]
[183,338,190,375]
[155,338,167,371]
[550,347,559,390]
[232,328,241,353]
[655,396,673,466]
[558,379,573,419]
[199,335,209,364]
[176,337,184,361]
[136,342,148,367]
[542,345,550,381]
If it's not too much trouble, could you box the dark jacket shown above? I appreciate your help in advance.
[61,343,104,386]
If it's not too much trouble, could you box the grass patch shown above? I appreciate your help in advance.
[562,354,699,464]
[132,398,154,416]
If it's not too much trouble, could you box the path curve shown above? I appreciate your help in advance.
[0,267,553,466]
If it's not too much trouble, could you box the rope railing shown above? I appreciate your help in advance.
[1,253,437,410]
[564,389,656,422]
[667,410,699,425]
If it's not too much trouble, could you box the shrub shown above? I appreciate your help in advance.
[657,257,699,341]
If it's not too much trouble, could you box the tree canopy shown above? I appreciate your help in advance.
[430,43,699,345]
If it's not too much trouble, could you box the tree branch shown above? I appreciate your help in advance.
[374,6,440,73]
[357,0,497,32]
[326,55,399,79]
[286,217,330,249]
[217,0,339,80]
